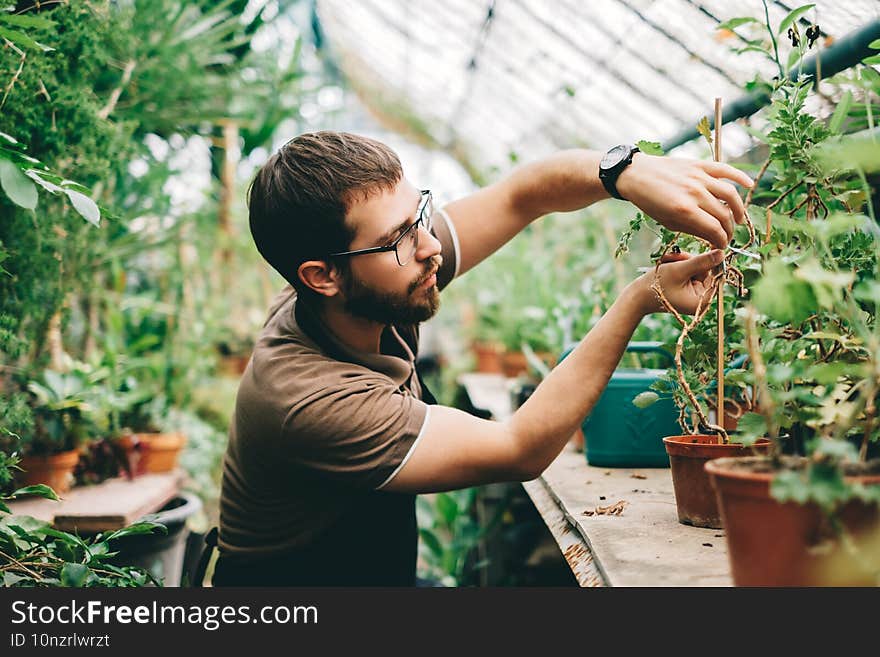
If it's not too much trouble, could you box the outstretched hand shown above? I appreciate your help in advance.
[616,153,754,249]
[634,249,724,316]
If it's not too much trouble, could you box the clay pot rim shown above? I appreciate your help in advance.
[663,434,771,459]
[19,449,81,465]
[706,455,880,485]
[130,432,186,449]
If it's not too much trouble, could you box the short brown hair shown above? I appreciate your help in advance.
[248,131,402,302]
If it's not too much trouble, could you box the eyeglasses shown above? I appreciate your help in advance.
[328,190,433,267]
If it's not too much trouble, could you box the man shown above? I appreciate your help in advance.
[211,131,752,586]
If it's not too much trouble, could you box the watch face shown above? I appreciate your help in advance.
[601,144,629,170]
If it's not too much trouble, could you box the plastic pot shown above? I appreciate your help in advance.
[110,491,203,586]
[561,342,679,467]
[663,435,771,529]
[706,456,880,586]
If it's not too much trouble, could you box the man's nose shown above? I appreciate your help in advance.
[416,225,442,261]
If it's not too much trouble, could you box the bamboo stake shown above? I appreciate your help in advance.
[714,98,725,443]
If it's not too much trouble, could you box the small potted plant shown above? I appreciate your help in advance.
[16,368,100,494]
[118,394,187,475]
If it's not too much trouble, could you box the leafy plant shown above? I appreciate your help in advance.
[1,484,166,587]
[635,4,880,512]
[416,488,506,586]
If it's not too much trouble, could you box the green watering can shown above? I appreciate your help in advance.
[559,341,679,468]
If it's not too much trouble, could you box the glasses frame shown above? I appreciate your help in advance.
[328,190,433,267]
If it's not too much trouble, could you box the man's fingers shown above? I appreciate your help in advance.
[659,252,690,264]
[700,161,755,190]
[705,177,747,225]
[697,190,734,241]
[678,249,724,277]
[689,207,730,248]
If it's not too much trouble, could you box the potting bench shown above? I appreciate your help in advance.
[459,373,732,587]
[6,470,185,533]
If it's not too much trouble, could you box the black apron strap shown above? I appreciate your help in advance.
[415,365,437,405]
[192,526,218,587]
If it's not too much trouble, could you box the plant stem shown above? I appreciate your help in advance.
[762,0,785,80]
[744,305,779,456]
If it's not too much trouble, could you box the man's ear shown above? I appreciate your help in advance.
[298,260,343,298]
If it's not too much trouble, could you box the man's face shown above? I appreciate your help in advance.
[338,179,443,325]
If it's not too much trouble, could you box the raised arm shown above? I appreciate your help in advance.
[443,149,753,276]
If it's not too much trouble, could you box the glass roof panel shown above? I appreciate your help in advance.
[316,0,880,176]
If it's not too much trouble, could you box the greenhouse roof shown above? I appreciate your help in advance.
[315,0,880,177]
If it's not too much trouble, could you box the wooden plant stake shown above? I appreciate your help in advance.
[714,98,726,444]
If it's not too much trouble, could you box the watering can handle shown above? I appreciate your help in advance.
[625,341,674,365]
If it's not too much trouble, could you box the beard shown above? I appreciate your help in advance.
[342,256,441,325]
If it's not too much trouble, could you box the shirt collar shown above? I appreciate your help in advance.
[293,296,413,388]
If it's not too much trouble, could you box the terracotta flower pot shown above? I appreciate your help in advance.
[472,342,503,373]
[500,350,555,378]
[706,456,880,586]
[17,449,82,494]
[130,432,187,473]
[219,354,251,376]
[114,434,149,478]
[663,434,771,529]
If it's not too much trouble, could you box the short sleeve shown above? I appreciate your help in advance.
[430,207,460,290]
[282,376,429,490]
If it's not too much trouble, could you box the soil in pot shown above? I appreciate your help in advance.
[663,434,771,529]
[706,456,880,586]
[16,449,82,494]
[130,432,187,473]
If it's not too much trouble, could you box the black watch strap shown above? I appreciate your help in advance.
[599,145,640,200]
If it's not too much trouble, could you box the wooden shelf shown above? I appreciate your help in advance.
[6,470,185,534]
[459,373,732,587]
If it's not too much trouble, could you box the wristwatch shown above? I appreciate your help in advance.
[599,144,640,200]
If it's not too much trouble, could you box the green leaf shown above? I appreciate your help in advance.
[104,521,166,542]
[771,470,810,504]
[3,571,28,586]
[716,17,760,31]
[751,259,816,324]
[434,494,458,528]
[0,157,37,209]
[777,5,815,36]
[869,39,880,49]
[64,189,100,226]
[3,515,49,533]
[862,54,880,65]
[635,140,664,156]
[0,25,52,51]
[418,528,444,558]
[60,562,90,587]
[632,391,659,409]
[735,412,767,445]
[39,526,83,545]
[810,439,859,463]
[696,116,713,149]
[26,170,61,194]
[0,500,9,514]
[0,13,55,29]
[11,484,59,501]
[793,260,853,308]
[805,362,859,385]
[86,541,111,561]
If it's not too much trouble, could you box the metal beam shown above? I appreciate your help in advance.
[662,19,880,152]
